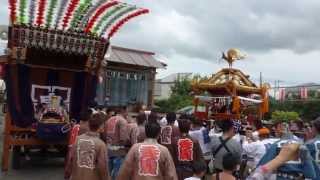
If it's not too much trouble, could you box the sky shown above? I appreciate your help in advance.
[1,0,320,86]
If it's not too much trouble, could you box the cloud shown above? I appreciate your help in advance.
[116,0,320,84]
[1,0,320,84]
[0,1,8,24]
[118,0,320,55]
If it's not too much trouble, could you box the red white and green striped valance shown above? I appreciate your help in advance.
[9,0,149,39]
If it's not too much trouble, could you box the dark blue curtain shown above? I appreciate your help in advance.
[4,64,97,127]
[70,72,86,121]
[5,64,35,127]
[18,65,34,125]
[47,70,59,86]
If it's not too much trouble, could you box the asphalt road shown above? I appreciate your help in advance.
[0,113,65,180]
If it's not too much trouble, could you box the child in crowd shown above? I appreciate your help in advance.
[212,153,240,180]
[184,161,207,180]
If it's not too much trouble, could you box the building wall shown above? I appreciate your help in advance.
[154,82,175,100]
[96,62,156,108]
[154,73,192,100]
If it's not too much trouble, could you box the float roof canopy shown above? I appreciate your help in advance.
[8,0,149,40]
[7,0,149,70]
[192,68,262,96]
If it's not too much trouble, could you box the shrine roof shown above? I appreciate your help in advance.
[192,68,262,95]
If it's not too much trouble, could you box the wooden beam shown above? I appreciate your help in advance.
[8,126,33,133]
[2,113,11,172]
[210,113,238,120]
[8,137,67,146]
[1,113,67,172]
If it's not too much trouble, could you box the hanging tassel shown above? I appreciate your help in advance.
[69,0,92,29]
[94,5,129,34]
[84,1,119,33]
[19,0,27,24]
[36,0,47,26]
[62,0,81,29]
[54,0,68,29]
[77,0,105,30]
[9,0,18,24]
[45,0,58,28]
[29,0,37,25]
[107,9,149,38]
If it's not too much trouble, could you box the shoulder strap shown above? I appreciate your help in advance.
[220,136,231,153]
[213,136,232,157]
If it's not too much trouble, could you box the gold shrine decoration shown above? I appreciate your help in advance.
[193,97,200,106]
[191,68,261,96]
[260,84,270,114]
[222,48,247,67]
[232,96,240,113]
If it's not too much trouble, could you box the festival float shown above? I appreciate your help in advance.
[191,49,269,123]
[1,0,149,171]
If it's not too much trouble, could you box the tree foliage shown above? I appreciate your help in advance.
[268,97,320,121]
[155,78,193,112]
[271,110,299,123]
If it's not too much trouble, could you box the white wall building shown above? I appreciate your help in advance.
[154,73,192,100]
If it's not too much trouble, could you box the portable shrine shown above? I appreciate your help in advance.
[2,0,149,171]
[191,49,269,122]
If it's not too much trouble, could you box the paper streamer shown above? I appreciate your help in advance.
[36,0,47,26]
[19,0,27,24]
[62,0,81,29]
[69,0,92,29]
[77,0,105,30]
[28,0,37,25]
[108,9,149,38]
[101,6,137,35]
[93,4,126,34]
[84,1,119,33]
[9,0,18,24]
[54,0,68,29]
[46,0,58,28]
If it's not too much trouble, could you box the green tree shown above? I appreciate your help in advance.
[271,110,299,123]
[268,97,320,121]
[155,78,193,112]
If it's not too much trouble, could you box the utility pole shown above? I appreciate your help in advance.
[274,80,277,98]
[259,72,262,87]
[273,80,282,101]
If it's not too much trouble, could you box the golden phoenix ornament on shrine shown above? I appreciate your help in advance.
[222,48,247,68]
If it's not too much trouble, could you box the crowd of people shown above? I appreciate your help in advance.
[64,106,320,180]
